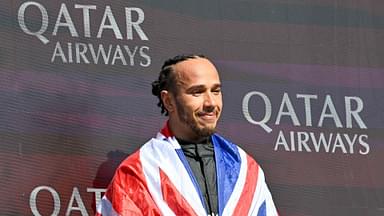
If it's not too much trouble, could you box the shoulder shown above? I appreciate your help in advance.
[115,136,176,175]
[212,133,263,168]
[212,133,251,154]
[115,138,158,171]
[109,138,159,192]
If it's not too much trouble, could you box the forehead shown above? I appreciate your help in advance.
[172,58,221,87]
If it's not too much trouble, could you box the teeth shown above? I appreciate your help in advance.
[200,113,213,116]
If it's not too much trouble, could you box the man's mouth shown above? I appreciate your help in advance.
[197,112,217,121]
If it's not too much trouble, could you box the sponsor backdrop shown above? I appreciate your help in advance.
[1,0,383,215]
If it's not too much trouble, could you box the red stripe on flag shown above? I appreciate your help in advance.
[104,151,162,215]
[233,155,259,215]
[159,168,198,216]
[160,121,173,138]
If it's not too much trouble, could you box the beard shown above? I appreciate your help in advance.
[175,99,217,138]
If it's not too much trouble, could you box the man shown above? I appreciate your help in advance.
[96,55,278,216]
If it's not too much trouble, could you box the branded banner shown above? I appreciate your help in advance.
[1,1,383,215]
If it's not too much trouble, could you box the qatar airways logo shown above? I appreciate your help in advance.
[29,186,105,216]
[18,1,151,67]
[242,91,369,155]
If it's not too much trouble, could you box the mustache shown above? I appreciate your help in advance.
[199,106,218,114]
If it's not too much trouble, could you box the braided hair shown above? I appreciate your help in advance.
[151,54,207,116]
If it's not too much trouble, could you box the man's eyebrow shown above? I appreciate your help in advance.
[185,83,221,93]
[185,85,206,93]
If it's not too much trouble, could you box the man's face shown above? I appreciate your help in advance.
[168,58,223,141]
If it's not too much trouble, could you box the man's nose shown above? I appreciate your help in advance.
[203,92,216,107]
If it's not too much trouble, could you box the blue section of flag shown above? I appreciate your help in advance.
[257,200,266,216]
[212,134,241,216]
[175,148,208,212]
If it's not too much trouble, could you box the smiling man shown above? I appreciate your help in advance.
[162,55,222,142]
[96,55,278,216]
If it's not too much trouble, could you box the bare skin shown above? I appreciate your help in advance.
[161,57,223,142]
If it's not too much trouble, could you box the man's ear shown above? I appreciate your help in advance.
[161,90,175,113]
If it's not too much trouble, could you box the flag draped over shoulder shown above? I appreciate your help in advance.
[96,124,278,216]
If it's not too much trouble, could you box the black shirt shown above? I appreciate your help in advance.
[177,137,218,215]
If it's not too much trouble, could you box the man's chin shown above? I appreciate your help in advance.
[194,125,216,137]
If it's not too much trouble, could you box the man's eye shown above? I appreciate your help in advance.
[192,92,202,96]
[212,89,221,95]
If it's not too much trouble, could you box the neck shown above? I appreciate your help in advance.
[168,118,207,143]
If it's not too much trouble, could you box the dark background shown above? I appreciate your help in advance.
[1,0,383,215]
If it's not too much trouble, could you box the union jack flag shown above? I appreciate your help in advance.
[96,124,278,216]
